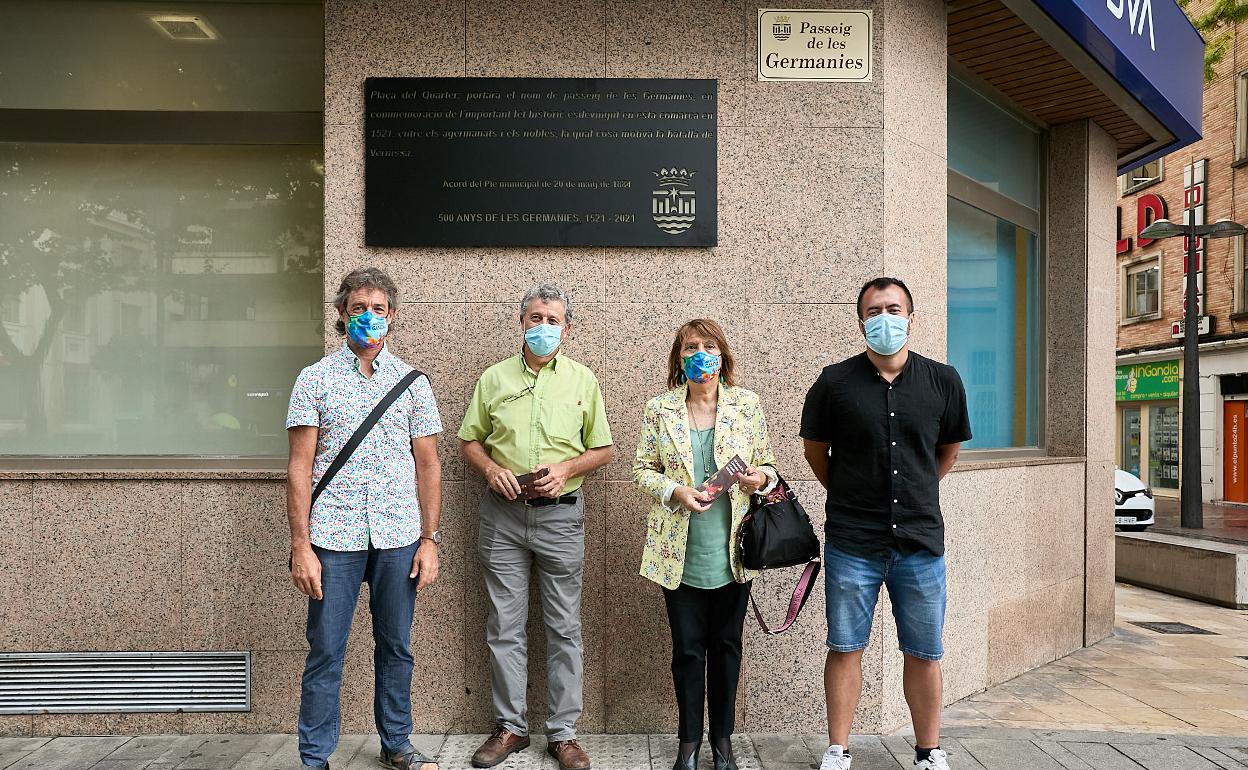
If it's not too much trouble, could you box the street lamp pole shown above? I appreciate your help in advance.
[1140,217,1247,529]
[1180,223,1201,528]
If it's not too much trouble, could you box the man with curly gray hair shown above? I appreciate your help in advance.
[459,283,613,770]
[286,267,444,770]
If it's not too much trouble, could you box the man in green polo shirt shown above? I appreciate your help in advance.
[459,283,613,770]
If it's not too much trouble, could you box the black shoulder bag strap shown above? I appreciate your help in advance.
[310,368,425,508]
[289,368,425,571]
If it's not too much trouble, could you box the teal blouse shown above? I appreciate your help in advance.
[681,427,735,589]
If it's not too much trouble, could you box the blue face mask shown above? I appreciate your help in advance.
[682,350,722,384]
[863,313,910,356]
[347,310,388,349]
[524,323,563,357]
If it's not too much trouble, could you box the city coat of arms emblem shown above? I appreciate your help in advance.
[772,15,792,41]
[651,168,697,235]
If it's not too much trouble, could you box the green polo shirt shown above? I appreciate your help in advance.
[458,352,612,493]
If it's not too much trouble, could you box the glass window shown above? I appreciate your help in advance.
[1120,406,1141,478]
[1149,404,1179,489]
[1124,260,1161,319]
[1118,159,1163,195]
[0,0,323,459]
[1239,72,1248,163]
[0,143,323,456]
[948,77,1041,210]
[948,197,1040,449]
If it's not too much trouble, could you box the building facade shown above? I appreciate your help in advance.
[0,0,1200,737]
[1115,7,1248,503]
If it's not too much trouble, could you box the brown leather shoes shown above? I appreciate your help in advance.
[547,739,592,770]
[471,727,530,768]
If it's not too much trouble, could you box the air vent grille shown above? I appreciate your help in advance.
[0,652,250,714]
[147,14,219,41]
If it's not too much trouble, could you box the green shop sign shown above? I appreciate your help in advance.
[1116,360,1179,402]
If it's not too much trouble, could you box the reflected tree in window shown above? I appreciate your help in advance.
[0,145,324,455]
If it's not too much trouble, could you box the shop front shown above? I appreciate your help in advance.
[1116,360,1180,494]
[0,0,1203,740]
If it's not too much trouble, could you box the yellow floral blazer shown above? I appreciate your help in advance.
[632,384,778,590]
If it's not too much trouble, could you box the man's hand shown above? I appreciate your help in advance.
[290,545,323,600]
[410,542,440,589]
[532,461,571,498]
[487,464,522,500]
[672,485,713,513]
[737,466,768,495]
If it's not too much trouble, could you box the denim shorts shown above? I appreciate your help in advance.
[823,541,947,661]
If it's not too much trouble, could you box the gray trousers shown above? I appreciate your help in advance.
[477,490,585,740]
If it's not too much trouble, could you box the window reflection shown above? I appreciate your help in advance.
[0,143,324,456]
[947,197,1040,449]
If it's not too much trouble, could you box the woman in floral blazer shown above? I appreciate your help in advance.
[631,319,778,770]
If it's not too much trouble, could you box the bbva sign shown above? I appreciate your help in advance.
[1107,0,1154,52]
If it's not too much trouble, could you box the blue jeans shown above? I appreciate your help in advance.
[823,541,947,661]
[298,542,419,767]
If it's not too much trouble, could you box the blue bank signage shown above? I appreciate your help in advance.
[1032,0,1204,170]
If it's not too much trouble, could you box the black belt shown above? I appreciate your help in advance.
[525,494,579,507]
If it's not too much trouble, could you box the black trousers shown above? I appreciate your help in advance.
[662,581,751,742]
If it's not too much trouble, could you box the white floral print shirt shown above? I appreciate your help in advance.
[285,343,442,551]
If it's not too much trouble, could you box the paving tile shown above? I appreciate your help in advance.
[1112,742,1228,770]
[1164,709,1248,730]
[1032,703,1121,724]
[0,737,49,770]
[751,735,814,765]
[174,734,266,769]
[231,734,301,770]
[1093,707,1193,729]
[1188,746,1248,770]
[1064,688,1151,709]
[7,737,129,770]
[1032,740,1099,769]
[1058,743,1149,770]
[958,737,1068,769]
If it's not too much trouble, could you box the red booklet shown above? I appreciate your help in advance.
[697,454,748,501]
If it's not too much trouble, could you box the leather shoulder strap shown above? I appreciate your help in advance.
[749,559,821,635]
[310,368,426,508]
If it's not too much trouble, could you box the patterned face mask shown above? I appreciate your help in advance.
[347,310,388,348]
[682,350,721,384]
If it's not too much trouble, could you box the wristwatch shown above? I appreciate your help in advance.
[420,530,442,545]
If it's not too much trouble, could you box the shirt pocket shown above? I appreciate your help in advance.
[539,402,584,444]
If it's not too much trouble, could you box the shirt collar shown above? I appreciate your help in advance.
[340,342,392,373]
[518,349,559,376]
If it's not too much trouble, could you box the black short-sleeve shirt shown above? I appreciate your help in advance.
[800,351,972,558]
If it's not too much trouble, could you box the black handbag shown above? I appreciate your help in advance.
[738,473,821,635]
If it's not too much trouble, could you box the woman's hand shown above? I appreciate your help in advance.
[737,466,768,495]
[671,485,714,513]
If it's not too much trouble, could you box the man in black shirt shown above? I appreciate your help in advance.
[801,278,971,770]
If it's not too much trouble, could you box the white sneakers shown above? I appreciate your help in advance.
[820,744,950,770]
[819,746,852,770]
[914,748,950,769]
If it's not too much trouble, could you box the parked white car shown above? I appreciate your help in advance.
[1115,468,1155,531]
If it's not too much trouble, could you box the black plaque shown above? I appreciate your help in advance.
[364,77,717,247]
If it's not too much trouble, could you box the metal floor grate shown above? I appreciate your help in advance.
[1129,621,1217,635]
[0,651,250,714]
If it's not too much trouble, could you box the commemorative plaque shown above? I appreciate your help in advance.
[364,77,717,247]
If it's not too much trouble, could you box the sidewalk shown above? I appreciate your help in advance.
[6,584,1247,769]
[1152,497,1248,544]
[944,583,1248,735]
[6,729,1248,770]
